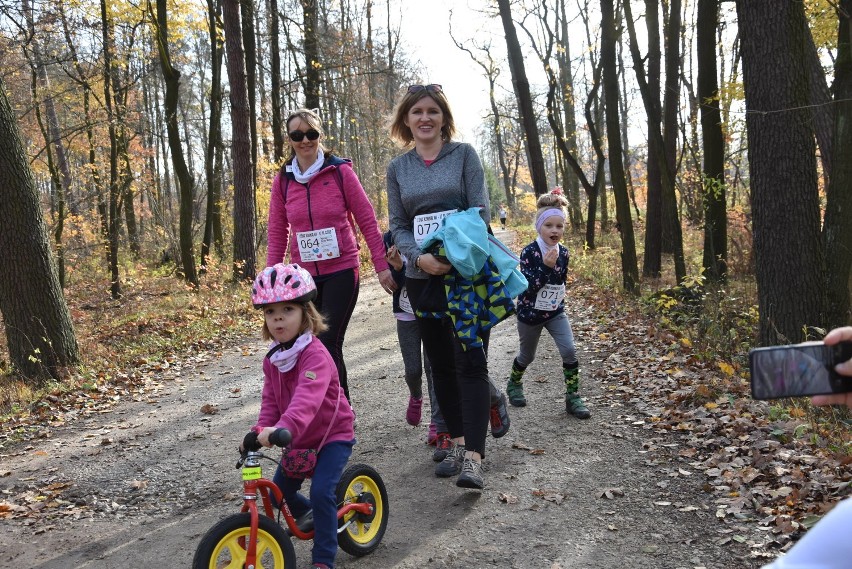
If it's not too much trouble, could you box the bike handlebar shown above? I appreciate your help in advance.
[241,428,292,453]
[269,428,292,447]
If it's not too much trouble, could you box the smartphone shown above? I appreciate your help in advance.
[749,341,852,400]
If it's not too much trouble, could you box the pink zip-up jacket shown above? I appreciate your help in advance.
[254,336,355,449]
[265,155,389,276]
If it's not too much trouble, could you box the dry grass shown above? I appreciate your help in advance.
[0,256,257,420]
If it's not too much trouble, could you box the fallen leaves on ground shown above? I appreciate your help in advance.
[571,277,851,554]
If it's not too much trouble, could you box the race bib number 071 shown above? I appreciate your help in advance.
[534,284,565,311]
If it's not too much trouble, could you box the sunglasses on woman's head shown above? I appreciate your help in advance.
[288,129,320,142]
[408,84,443,94]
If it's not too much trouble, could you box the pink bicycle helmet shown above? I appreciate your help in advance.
[251,263,317,308]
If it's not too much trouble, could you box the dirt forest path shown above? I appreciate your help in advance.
[0,229,772,568]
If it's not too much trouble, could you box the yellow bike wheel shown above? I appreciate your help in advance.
[336,463,389,556]
[193,513,296,569]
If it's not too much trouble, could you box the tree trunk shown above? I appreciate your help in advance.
[557,0,581,228]
[737,0,823,345]
[302,0,321,108]
[152,0,199,287]
[661,0,682,255]
[22,0,74,286]
[100,0,122,299]
[623,0,686,283]
[579,8,606,249]
[497,0,549,196]
[240,0,258,189]
[697,0,727,282]
[61,5,109,270]
[202,0,224,272]
[804,16,834,187]
[823,1,852,329]
[223,0,257,280]
[270,0,284,162]
[643,0,663,278]
[0,75,79,383]
[601,0,639,293]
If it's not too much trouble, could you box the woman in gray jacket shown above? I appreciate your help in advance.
[386,84,500,489]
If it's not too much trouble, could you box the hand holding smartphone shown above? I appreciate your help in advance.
[749,340,852,400]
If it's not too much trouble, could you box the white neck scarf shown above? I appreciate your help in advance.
[536,236,557,258]
[267,332,313,372]
[291,149,325,184]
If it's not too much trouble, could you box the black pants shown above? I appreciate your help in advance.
[314,267,359,403]
[406,277,490,458]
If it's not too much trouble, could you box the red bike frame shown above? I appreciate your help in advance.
[238,452,375,567]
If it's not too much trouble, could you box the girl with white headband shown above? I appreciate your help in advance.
[506,190,590,419]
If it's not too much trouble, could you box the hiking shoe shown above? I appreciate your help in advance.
[506,380,527,407]
[427,422,438,445]
[566,394,591,419]
[435,443,464,477]
[456,457,485,489]
[489,392,510,438]
[406,396,423,426]
[433,432,452,462]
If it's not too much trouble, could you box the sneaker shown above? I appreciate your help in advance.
[506,380,527,407]
[435,443,465,477]
[489,392,510,438]
[566,394,591,419]
[432,432,452,462]
[312,564,330,569]
[406,396,423,426]
[456,457,485,489]
[427,422,438,445]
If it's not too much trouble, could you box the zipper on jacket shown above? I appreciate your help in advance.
[303,179,322,275]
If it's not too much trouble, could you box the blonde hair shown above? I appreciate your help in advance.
[284,108,328,162]
[388,88,457,146]
[536,191,569,211]
[535,191,569,230]
[261,301,328,341]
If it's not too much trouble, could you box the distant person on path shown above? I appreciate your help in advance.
[506,190,590,419]
[499,204,507,230]
[266,108,395,405]
[383,231,453,460]
[386,83,510,489]
[246,263,355,569]
[759,325,852,568]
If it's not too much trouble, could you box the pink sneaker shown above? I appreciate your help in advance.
[427,422,437,445]
[406,396,423,426]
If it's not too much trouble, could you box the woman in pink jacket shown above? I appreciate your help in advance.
[267,108,394,405]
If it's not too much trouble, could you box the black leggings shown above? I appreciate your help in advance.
[406,277,490,458]
[314,267,359,402]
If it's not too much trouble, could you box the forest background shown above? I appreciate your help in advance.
[1,0,852,546]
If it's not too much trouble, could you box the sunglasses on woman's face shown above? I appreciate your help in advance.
[408,84,443,94]
[288,129,320,142]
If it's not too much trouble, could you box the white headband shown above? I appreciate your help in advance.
[535,208,566,232]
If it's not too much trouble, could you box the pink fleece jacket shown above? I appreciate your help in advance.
[254,336,355,449]
[265,160,389,276]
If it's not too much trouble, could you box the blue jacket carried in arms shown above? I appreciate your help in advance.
[421,208,529,349]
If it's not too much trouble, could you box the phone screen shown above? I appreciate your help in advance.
[749,342,852,400]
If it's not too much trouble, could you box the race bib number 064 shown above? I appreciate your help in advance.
[297,227,340,262]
